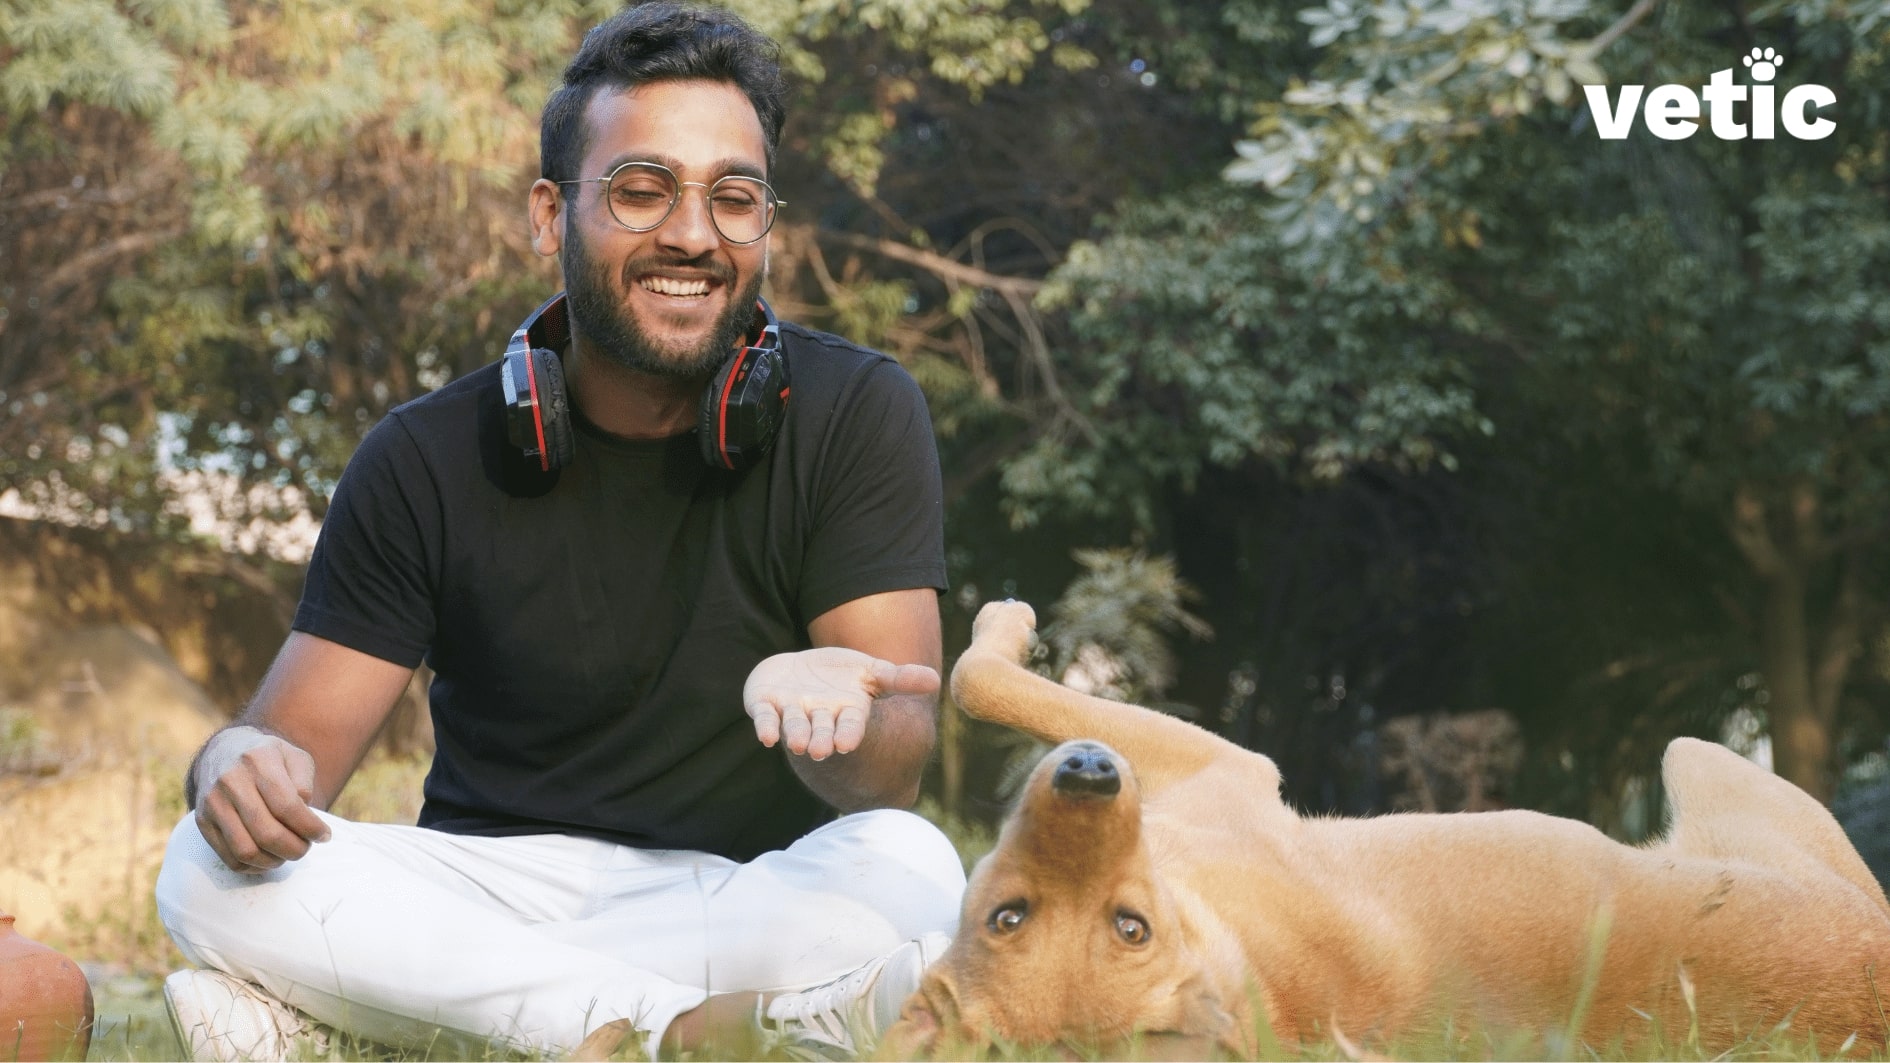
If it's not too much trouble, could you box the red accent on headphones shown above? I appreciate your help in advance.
[500,293,789,475]
[522,345,551,472]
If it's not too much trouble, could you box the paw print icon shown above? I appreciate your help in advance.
[1744,47,1783,81]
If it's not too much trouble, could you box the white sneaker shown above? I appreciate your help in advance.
[163,969,328,1062]
[760,932,950,1060]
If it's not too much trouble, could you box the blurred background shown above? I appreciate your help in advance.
[2,0,1887,1042]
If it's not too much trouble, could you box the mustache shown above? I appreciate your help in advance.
[620,252,735,287]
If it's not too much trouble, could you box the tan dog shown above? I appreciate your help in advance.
[885,601,1890,1058]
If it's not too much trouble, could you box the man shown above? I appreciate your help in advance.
[153,5,964,1059]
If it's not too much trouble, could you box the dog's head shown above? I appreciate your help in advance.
[884,740,1243,1058]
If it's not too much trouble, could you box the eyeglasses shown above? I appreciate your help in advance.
[556,161,783,245]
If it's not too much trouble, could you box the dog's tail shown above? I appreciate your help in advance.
[1660,737,1889,916]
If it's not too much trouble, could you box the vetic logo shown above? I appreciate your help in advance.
[1583,48,1836,141]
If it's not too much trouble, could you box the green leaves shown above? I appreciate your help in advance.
[1229,0,1612,233]
[0,0,178,116]
[1013,188,1484,526]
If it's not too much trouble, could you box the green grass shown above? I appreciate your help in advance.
[67,756,1890,1062]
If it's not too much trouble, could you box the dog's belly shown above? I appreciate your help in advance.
[1203,810,1890,1047]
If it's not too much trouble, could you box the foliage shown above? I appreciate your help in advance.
[1005,0,1890,805]
[5,0,1888,832]
[1038,547,1211,704]
[0,0,1097,537]
[1017,190,1488,527]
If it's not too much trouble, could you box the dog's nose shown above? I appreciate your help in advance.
[1051,746,1120,798]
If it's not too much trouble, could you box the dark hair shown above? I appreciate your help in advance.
[540,2,788,183]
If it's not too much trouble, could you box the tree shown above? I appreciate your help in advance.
[0,0,1097,535]
[11,0,1883,827]
[1022,0,1890,803]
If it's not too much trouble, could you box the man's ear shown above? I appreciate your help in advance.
[528,179,564,258]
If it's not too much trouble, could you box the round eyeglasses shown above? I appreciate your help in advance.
[556,161,783,245]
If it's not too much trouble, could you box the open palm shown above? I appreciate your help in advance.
[743,647,940,760]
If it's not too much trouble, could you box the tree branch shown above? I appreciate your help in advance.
[999,285,1098,446]
[38,227,187,295]
[817,230,1045,296]
[1588,0,1663,55]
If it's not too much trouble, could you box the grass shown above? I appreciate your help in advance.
[65,755,1890,1062]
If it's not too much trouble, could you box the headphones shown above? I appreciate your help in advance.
[500,292,789,473]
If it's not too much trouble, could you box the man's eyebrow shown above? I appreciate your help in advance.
[600,152,768,182]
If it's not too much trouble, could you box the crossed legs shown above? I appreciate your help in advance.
[155,808,964,1056]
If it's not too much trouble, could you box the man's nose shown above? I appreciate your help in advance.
[655,183,720,254]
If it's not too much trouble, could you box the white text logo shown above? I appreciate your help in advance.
[1583,49,1836,141]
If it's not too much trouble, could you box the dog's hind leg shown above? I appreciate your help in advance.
[1659,737,1888,914]
[952,600,1275,792]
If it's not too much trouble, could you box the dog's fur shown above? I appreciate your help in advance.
[885,601,1890,1057]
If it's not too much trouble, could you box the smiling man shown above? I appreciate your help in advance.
[151,5,963,1060]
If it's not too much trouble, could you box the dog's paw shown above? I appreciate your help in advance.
[971,599,1038,660]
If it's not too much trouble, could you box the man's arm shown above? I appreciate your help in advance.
[187,631,413,873]
[744,587,941,811]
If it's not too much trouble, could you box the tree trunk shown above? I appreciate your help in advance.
[1760,562,1832,803]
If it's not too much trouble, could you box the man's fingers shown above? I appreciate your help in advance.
[780,703,814,756]
[283,745,327,820]
[219,776,311,864]
[749,701,783,747]
[196,794,280,874]
[237,745,326,850]
[254,771,328,851]
[869,660,940,698]
[832,703,869,755]
[803,703,837,761]
[278,744,331,842]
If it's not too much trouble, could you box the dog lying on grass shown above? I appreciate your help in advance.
[884,600,1890,1058]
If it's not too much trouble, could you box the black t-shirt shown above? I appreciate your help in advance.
[292,322,947,861]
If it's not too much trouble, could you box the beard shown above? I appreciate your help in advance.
[561,222,765,380]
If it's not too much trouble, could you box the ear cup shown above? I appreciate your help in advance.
[698,342,788,470]
[697,298,789,471]
[500,343,574,473]
[530,346,575,471]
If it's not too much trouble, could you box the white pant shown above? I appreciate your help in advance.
[154,808,965,1055]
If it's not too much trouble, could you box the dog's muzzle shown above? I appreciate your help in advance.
[1052,743,1121,799]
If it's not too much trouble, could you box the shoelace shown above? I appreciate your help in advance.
[763,961,882,1053]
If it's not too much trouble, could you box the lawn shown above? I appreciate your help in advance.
[48,756,1890,1062]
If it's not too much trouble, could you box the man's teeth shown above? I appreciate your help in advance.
[641,276,711,297]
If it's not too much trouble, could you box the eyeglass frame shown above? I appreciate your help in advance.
[554,160,785,246]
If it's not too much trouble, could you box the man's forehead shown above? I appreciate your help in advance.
[580,80,767,175]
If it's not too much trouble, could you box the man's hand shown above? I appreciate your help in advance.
[192,725,333,874]
[743,647,940,761]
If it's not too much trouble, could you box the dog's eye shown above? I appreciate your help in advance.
[1115,912,1150,945]
[988,904,1027,934]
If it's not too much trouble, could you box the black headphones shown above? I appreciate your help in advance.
[500,292,789,473]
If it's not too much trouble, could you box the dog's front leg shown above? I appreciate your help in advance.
[952,600,1261,791]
